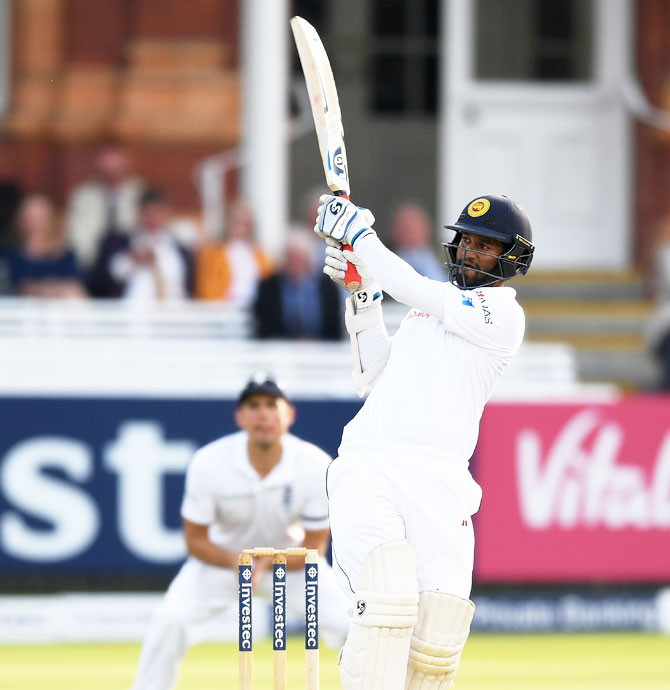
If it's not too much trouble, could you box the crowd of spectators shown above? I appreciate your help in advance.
[0,143,447,341]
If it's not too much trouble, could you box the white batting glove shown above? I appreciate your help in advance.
[323,238,382,311]
[323,237,372,290]
[315,195,376,248]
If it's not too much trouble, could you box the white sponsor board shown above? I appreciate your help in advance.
[0,593,271,645]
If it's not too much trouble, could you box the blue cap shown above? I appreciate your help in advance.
[237,372,289,406]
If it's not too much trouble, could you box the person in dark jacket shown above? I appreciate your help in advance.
[254,229,342,340]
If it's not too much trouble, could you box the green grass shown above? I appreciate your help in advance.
[1,633,669,689]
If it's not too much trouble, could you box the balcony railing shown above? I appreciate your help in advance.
[0,297,612,400]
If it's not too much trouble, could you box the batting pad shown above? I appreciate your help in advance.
[339,540,419,690]
[345,294,389,397]
[404,591,475,689]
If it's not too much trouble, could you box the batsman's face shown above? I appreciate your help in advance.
[235,395,295,448]
[455,232,505,287]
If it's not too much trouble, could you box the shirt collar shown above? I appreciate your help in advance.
[233,431,296,485]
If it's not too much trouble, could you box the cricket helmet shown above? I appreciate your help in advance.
[442,194,535,289]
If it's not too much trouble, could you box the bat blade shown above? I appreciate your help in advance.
[291,16,361,289]
[290,16,350,197]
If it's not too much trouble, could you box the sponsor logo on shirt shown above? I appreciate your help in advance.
[461,294,474,308]
[475,289,493,325]
[408,308,431,319]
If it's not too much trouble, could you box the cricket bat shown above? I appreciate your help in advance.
[290,15,362,289]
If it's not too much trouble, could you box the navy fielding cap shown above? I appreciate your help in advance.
[237,372,289,406]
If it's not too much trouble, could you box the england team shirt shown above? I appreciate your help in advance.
[181,431,331,551]
[339,282,525,468]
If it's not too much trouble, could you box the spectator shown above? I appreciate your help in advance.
[0,178,23,294]
[254,229,342,340]
[4,192,86,298]
[88,187,193,301]
[0,180,23,251]
[195,198,273,306]
[65,139,145,271]
[300,185,329,231]
[647,217,670,389]
[390,203,445,280]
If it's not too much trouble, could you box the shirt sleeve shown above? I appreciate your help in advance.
[353,233,525,354]
[354,234,445,317]
[299,449,331,532]
[181,451,216,525]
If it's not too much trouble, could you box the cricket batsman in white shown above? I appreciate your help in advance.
[316,193,535,690]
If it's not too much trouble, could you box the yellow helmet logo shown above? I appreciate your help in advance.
[467,198,490,217]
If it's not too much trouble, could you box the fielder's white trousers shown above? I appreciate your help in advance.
[130,556,350,690]
[327,451,482,600]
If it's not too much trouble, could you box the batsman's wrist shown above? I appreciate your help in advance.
[349,227,376,249]
[352,281,383,312]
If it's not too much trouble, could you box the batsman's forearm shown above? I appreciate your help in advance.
[354,234,445,317]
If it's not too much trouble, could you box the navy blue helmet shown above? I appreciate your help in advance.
[443,194,535,288]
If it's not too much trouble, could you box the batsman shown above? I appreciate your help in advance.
[292,16,535,689]
[317,192,534,690]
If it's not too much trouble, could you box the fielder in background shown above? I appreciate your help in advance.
[317,194,535,690]
[129,372,350,690]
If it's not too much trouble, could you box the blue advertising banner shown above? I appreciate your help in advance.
[0,397,362,575]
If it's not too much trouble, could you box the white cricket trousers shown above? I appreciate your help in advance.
[130,556,350,690]
[327,451,482,599]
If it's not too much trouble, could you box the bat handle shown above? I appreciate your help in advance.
[335,192,362,290]
[341,244,361,290]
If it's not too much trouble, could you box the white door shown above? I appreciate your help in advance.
[440,0,632,269]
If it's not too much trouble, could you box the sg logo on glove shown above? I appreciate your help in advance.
[316,193,376,247]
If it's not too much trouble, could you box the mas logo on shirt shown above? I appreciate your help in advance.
[461,294,474,308]
[475,289,493,324]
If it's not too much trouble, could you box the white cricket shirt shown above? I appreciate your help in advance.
[340,235,525,468]
[181,431,331,551]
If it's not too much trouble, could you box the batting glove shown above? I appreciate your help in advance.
[323,237,372,289]
[315,195,376,249]
[323,238,382,311]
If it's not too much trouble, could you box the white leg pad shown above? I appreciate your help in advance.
[404,591,475,689]
[339,540,419,690]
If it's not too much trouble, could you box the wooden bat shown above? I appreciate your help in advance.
[290,15,362,289]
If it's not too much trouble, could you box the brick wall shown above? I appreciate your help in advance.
[0,0,241,212]
[635,0,670,271]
